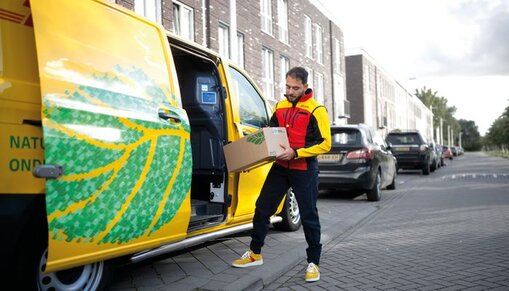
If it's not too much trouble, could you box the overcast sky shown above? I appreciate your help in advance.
[315,0,509,135]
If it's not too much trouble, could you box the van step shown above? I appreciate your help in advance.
[189,214,223,223]
[191,199,223,216]
[191,199,208,216]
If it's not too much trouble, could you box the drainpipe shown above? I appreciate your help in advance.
[229,0,237,64]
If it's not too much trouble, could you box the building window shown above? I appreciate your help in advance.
[261,0,273,35]
[334,38,341,73]
[314,24,323,64]
[172,1,194,41]
[134,0,161,23]
[304,16,312,59]
[237,32,245,68]
[277,0,288,44]
[364,65,371,92]
[262,48,275,100]
[218,23,230,58]
[279,56,289,100]
[306,67,314,89]
[316,73,324,105]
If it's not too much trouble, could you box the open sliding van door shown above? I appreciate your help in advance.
[30,0,192,272]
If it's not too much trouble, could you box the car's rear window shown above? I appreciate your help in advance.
[331,129,360,146]
[386,133,422,145]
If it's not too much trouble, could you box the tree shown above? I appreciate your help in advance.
[485,105,509,150]
[414,87,460,143]
[458,119,481,151]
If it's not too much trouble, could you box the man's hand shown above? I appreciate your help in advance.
[276,144,295,161]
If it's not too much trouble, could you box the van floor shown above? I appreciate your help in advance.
[189,199,224,230]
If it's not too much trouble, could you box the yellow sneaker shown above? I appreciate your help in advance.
[305,262,320,282]
[232,250,263,268]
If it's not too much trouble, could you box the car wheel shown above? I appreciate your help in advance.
[422,162,430,175]
[37,248,111,291]
[274,188,302,231]
[387,171,396,190]
[367,171,381,201]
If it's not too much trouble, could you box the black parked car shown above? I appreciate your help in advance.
[318,124,397,201]
[385,130,433,175]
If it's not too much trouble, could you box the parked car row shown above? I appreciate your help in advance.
[317,126,463,202]
[317,124,397,201]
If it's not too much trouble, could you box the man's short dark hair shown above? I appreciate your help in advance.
[286,67,308,84]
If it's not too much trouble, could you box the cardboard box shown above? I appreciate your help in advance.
[223,127,289,172]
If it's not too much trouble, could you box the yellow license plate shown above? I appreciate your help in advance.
[397,147,410,151]
[318,153,342,162]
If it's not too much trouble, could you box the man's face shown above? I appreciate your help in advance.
[285,76,308,102]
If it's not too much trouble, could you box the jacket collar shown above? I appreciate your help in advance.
[289,88,313,105]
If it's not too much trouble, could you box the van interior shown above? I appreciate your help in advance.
[170,42,228,231]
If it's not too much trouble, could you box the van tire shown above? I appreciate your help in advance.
[36,248,112,291]
[274,188,301,231]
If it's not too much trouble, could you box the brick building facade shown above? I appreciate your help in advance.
[114,0,348,124]
[346,50,433,139]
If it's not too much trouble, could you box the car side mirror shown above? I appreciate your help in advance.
[386,142,392,151]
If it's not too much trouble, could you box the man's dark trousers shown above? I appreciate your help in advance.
[250,162,322,265]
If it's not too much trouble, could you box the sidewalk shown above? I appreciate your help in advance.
[109,197,378,291]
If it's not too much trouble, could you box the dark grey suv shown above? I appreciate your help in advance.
[318,124,397,201]
[385,130,433,175]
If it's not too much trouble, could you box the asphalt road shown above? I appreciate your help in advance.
[109,152,509,290]
[265,152,509,290]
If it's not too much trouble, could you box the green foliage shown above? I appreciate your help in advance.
[414,87,461,142]
[484,105,509,150]
[458,119,482,151]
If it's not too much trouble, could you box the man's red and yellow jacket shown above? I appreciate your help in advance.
[270,89,331,170]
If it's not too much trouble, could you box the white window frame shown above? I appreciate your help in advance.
[134,0,162,24]
[306,67,314,89]
[218,23,230,58]
[334,38,341,73]
[316,72,324,105]
[277,0,288,44]
[172,0,194,41]
[279,55,289,100]
[261,0,273,35]
[304,15,313,59]
[262,48,275,100]
[314,24,323,64]
[236,32,245,68]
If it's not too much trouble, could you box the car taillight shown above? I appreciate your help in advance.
[419,145,427,152]
[346,148,374,160]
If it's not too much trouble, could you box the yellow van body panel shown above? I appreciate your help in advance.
[2,0,280,277]
[0,1,44,194]
[30,0,192,272]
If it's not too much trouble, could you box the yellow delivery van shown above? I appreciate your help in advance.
[0,0,301,289]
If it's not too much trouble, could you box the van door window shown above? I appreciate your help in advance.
[230,67,269,128]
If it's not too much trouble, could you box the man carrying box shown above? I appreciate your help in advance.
[232,67,331,282]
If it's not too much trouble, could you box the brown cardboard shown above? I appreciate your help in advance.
[223,127,289,172]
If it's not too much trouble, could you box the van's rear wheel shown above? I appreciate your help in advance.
[37,248,111,291]
[274,188,301,231]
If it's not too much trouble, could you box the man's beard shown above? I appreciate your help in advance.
[284,93,303,102]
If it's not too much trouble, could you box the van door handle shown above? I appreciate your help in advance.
[242,130,251,136]
[158,109,181,123]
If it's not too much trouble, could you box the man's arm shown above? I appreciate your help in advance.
[294,106,331,158]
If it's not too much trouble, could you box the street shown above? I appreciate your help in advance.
[110,152,509,290]
[265,152,509,290]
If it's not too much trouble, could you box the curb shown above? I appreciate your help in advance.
[200,205,379,291]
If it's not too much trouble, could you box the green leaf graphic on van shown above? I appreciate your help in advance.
[43,65,192,244]
[246,132,265,145]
